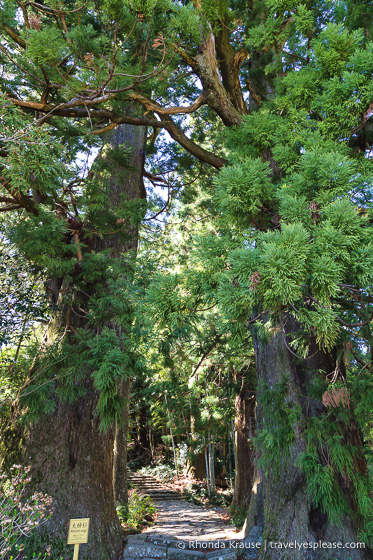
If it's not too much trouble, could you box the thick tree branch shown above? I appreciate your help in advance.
[131,94,226,168]
[0,204,22,212]
[215,21,248,114]
[0,173,39,215]
[172,33,244,125]
[8,98,226,168]
[0,23,26,49]
[170,42,198,69]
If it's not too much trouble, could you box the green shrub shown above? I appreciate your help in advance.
[231,507,248,530]
[117,492,156,531]
[0,466,53,559]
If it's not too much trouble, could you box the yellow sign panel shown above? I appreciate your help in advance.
[67,518,90,545]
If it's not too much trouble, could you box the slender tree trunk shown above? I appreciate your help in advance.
[132,375,150,458]
[231,370,255,514]
[208,436,216,497]
[113,378,130,507]
[165,394,178,476]
[205,443,211,497]
[187,405,206,479]
[137,400,149,452]
[245,316,372,560]
[229,424,234,489]
[187,411,197,476]
[15,124,147,560]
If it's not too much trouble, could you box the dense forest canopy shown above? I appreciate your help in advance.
[0,0,373,559]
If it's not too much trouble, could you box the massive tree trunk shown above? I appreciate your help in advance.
[231,369,255,515]
[245,316,372,560]
[16,124,147,560]
[22,387,124,560]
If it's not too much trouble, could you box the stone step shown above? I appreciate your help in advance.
[128,474,164,480]
[131,483,166,486]
[145,497,182,500]
[144,496,183,501]
[129,484,168,488]
[129,480,161,484]
[127,472,183,501]
[130,483,166,486]
[130,488,169,492]
[128,477,158,480]
[129,490,183,501]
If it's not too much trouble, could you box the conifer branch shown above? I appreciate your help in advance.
[0,204,22,212]
[0,23,26,49]
[336,313,373,328]
[131,92,207,116]
[0,174,39,215]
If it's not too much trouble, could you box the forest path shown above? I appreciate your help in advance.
[120,473,259,560]
[121,500,244,560]
[128,471,239,539]
[143,498,240,540]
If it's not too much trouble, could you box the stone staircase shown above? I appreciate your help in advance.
[128,472,183,501]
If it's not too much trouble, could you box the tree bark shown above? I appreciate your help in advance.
[231,370,255,515]
[113,378,130,507]
[245,316,372,560]
[102,124,147,509]
[22,388,124,560]
[208,436,216,497]
[15,123,147,560]
[215,20,248,115]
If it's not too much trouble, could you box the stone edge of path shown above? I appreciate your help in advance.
[121,533,262,560]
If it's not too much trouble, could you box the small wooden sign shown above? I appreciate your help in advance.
[67,518,90,560]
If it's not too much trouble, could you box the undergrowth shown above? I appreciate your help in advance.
[138,464,176,483]
[117,491,156,531]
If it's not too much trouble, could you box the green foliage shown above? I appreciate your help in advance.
[182,481,232,507]
[10,210,71,274]
[117,491,156,530]
[200,0,228,30]
[258,223,310,307]
[123,0,171,22]
[25,28,67,66]
[0,240,50,348]
[168,3,203,46]
[139,464,176,482]
[296,409,373,544]
[0,466,54,559]
[16,530,67,560]
[313,24,364,77]
[212,34,373,346]
[0,97,71,197]
[214,158,273,228]
[231,507,248,530]
[255,379,302,474]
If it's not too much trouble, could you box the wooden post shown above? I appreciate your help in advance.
[73,544,79,560]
